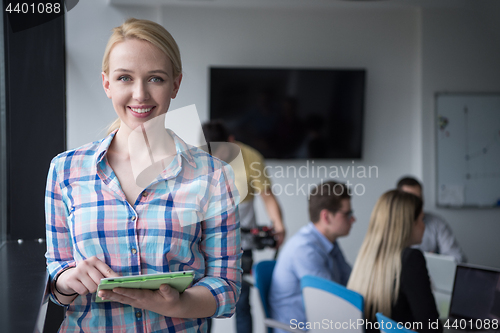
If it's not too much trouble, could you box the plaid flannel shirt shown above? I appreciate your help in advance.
[45,129,242,332]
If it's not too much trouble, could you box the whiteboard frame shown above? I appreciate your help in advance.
[434,92,500,209]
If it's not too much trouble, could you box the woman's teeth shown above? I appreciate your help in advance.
[130,107,153,114]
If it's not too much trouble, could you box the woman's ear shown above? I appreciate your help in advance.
[102,72,112,99]
[171,73,183,99]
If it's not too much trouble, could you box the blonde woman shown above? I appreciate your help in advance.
[45,18,241,332]
[347,190,442,333]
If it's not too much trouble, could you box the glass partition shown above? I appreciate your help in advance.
[0,5,7,247]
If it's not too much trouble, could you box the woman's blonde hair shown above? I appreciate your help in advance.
[103,18,182,134]
[347,190,423,321]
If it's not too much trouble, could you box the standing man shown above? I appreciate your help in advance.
[202,120,286,333]
[397,176,466,263]
[269,181,355,333]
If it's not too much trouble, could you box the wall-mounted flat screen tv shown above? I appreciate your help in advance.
[209,67,366,159]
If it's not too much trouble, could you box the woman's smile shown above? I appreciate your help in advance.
[128,105,156,117]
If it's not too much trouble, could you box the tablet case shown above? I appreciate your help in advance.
[95,270,194,303]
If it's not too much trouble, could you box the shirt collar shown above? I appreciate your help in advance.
[94,128,197,171]
[306,221,335,254]
[168,128,197,169]
[95,129,117,166]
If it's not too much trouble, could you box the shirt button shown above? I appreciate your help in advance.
[131,216,136,221]
[142,192,148,197]
[131,248,137,255]
[135,310,142,319]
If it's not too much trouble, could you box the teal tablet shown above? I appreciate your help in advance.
[96,270,194,303]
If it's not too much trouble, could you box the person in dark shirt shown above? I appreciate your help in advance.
[348,190,442,333]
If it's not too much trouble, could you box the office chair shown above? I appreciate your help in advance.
[375,313,416,333]
[253,260,302,333]
[300,275,364,333]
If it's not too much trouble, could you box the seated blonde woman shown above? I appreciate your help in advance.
[348,190,442,333]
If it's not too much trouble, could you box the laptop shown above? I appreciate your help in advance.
[447,264,500,331]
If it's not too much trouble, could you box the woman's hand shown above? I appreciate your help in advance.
[55,256,119,300]
[98,284,181,316]
[98,285,216,318]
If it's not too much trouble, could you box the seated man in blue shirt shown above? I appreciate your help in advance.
[269,181,355,332]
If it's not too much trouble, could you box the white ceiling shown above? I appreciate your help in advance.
[107,0,471,10]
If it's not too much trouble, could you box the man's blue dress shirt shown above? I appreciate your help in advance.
[268,222,351,332]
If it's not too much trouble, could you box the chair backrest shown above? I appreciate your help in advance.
[253,260,276,320]
[301,275,364,333]
[375,313,416,333]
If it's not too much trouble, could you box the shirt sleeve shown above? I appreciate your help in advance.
[194,164,242,318]
[432,215,467,263]
[44,157,76,306]
[400,249,443,333]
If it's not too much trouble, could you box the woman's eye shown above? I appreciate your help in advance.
[150,77,164,83]
[118,76,131,82]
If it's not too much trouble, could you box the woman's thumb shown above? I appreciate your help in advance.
[159,284,171,295]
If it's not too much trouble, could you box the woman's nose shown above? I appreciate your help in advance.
[133,81,149,101]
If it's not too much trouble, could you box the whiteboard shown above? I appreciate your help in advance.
[435,93,500,208]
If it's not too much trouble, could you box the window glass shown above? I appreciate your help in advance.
[0,9,7,247]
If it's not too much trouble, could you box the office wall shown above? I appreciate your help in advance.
[420,2,500,269]
[165,4,421,260]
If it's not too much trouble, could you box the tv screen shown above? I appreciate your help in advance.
[209,67,365,159]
